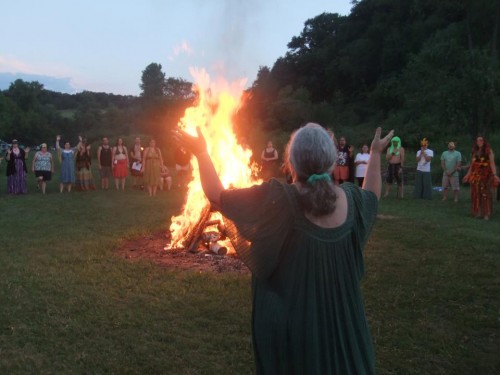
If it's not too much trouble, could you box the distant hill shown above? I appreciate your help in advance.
[0,72,77,93]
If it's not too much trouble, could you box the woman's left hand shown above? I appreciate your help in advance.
[370,127,394,154]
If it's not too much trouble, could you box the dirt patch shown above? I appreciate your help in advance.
[116,231,250,275]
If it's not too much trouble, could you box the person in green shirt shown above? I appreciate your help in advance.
[440,142,462,202]
[173,124,393,374]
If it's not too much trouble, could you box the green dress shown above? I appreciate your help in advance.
[220,180,378,374]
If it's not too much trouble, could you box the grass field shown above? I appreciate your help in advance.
[0,166,499,374]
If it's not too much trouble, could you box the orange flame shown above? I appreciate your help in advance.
[169,68,259,248]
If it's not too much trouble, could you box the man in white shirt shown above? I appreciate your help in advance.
[414,138,434,199]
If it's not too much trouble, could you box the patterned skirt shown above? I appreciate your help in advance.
[75,167,95,191]
[8,159,27,194]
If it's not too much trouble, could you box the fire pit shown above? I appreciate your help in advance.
[167,68,260,257]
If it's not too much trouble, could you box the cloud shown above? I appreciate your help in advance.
[0,54,85,92]
[0,54,74,78]
[0,72,76,93]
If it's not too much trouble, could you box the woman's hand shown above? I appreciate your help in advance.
[370,127,394,154]
[172,127,207,156]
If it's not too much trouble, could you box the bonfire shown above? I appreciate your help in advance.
[168,68,260,255]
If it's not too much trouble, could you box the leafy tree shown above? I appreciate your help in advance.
[5,79,44,112]
[164,77,194,100]
[140,63,166,100]
[0,93,18,141]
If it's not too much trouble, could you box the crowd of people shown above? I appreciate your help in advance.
[264,133,500,220]
[1,136,177,197]
[2,133,499,218]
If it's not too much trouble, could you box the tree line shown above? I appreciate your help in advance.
[1,0,499,153]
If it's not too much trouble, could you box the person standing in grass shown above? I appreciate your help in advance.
[56,135,79,193]
[142,139,163,197]
[354,144,370,187]
[75,139,95,191]
[440,142,462,202]
[260,140,279,181]
[97,137,113,190]
[5,139,29,195]
[174,123,393,374]
[384,136,405,198]
[130,137,144,190]
[463,136,500,220]
[333,136,354,184]
[414,138,434,199]
[112,138,128,191]
[32,143,54,194]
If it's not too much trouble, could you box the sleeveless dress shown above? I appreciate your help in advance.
[143,148,161,187]
[7,149,27,194]
[75,150,95,191]
[220,181,378,374]
[261,148,277,180]
[60,150,75,184]
[469,152,494,217]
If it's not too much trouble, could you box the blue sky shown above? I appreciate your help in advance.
[1,0,352,95]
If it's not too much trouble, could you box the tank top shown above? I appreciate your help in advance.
[100,146,112,166]
[264,148,276,159]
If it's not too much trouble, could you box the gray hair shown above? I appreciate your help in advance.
[288,123,337,181]
[287,123,338,216]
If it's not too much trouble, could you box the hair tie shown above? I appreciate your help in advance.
[306,173,332,184]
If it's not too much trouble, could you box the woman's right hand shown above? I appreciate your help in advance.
[172,127,207,156]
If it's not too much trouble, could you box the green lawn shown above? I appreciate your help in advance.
[0,169,499,374]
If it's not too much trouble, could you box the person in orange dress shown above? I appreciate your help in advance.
[463,136,500,220]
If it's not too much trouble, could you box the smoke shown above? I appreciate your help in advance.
[211,0,265,81]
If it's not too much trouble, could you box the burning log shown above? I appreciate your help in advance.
[182,204,212,253]
[174,204,231,255]
[201,231,227,255]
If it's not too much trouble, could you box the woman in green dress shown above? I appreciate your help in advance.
[174,124,393,374]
